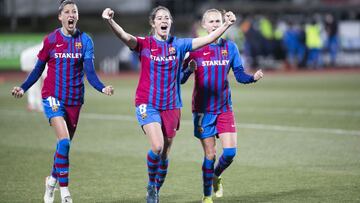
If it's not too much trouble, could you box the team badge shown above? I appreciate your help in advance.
[169,46,176,55]
[197,126,204,133]
[51,105,59,112]
[75,42,82,49]
[141,113,147,120]
[221,49,228,56]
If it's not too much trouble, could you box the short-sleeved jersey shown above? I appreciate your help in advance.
[133,36,192,110]
[187,39,242,114]
[38,28,94,105]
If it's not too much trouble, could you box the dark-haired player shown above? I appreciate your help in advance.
[102,6,235,203]
[11,1,114,202]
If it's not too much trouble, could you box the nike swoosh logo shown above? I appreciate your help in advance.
[203,52,210,56]
[56,44,63,47]
[151,49,158,52]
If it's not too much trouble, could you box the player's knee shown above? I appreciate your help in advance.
[205,148,216,160]
[223,147,237,161]
[152,145,163,155]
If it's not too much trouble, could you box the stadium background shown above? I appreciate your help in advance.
[0,0,360,202]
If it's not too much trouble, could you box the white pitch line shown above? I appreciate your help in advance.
[81,113,360,136]
[234,107,360,117]
[1,109,360,136]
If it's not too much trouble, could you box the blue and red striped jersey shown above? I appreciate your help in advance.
[133,36,192,110]
[184,39,255,114]
[38,28,94,105]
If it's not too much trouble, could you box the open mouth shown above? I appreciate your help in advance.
[68,19,75,27]
[160,25,168,31]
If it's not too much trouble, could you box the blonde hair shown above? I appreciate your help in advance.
[148,6,173,35]
[201,9,223,25]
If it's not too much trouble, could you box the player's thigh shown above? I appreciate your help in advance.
[43,96,69,140]
[200,136,216,157]
[143,122,164,148]
[219,132,237,148]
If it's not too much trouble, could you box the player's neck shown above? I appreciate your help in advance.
[61,27,76,37]
[154,34,168,41]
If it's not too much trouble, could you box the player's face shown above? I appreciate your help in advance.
[58,4,79,35]
[152,9,172,40]
[202,12,223,34]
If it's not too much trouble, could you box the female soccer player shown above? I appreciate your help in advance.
[181,9,263,203]
[11,1,114,202]
[102,6,235,203]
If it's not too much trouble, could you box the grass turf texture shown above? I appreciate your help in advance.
[0,71,360,202]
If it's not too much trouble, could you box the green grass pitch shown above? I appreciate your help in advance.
[1,71,360,202]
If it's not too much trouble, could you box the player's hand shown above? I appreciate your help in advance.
[188,59,197,72]
[102,85,114,96]
[11,86,24,98]
[102,8,114,20]
[254,69,264,81]
[224,11,236,26]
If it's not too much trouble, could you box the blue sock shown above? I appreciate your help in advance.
[147,150,160,186]
[214,148,236,177]
[202,157,215,197]
[156,159,169,191]
[55,138,70,187]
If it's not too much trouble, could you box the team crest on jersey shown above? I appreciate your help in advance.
[221,49,228,56]
[169,46,176,55]
[51,105,59,112]
[197,126,204,133]
[75,42,82,49]
[141,113,147,120]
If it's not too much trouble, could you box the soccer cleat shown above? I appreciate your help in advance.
[213,176,223,198]
[202,196,213,203]
[44,176,57,203]
[61,196,73,203]
[146,185,158,203]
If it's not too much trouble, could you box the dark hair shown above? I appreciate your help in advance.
[148,6,173,35]
[58,0,76,13]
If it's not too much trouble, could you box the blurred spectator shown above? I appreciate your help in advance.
[324,13,339,66]
[283,21,301,69]
[241,17,265,68]
[20,43,47,112]
[306,18,323,69]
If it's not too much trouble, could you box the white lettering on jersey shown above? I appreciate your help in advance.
[54,53,82,59]
[150,55,176,62]
[202,60,229,66]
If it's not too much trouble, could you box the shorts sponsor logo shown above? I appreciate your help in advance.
[52,105,58,112]
[141,113,147,120]
[197,126,204,133]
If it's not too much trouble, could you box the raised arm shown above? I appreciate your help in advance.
[192,11,236,50]
[102,8,138,50]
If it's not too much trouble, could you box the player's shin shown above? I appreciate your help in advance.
[202,157,215,197]
[147,150,160,186]
[155,158,168,191]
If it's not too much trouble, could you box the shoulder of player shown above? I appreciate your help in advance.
[222,39,237,49]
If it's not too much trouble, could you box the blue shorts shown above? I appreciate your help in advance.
[193,111,237,139]
[135,104,181,138]
[43,96,66,120]
[136,104,161,126]
[43,96,82,134]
